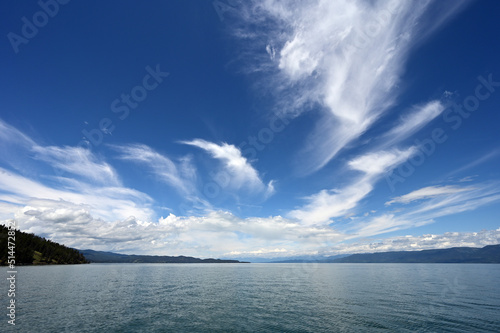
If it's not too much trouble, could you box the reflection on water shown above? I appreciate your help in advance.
[2,263,500,332]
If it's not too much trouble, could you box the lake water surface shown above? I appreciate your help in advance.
[3,263,500,332]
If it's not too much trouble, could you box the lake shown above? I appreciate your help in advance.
[2,263,500,332]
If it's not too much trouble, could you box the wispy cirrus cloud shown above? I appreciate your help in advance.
[0,119,120,186]
[445,149,500,178]
[324,228,500,255]
[289,147,416,225]
[180,139,275,197]
[403,182,500,220]
[348,148,417,176]
[0,119,35,148]
[385,185,472,206]
[0,167,154,222]
[32,145,121,186]
[346,214,427,240]
[111,143,202,201]
[1,117,496,258]
[380,100,445,147]
[231,0,468,175]
[0,119,154,222]
[346,181,500,238]
[5,192,498,259]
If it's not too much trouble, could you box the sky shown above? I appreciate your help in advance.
[1,0,499,260]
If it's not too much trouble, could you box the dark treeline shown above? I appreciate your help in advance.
[80,249,247,263]
[0,225,89,265]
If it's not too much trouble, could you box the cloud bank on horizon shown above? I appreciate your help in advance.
[1,0,499,258]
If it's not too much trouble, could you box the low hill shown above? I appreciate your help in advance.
[0,225,89,265]
[328,244,500,263]
[79,249,248,263]
[270,254,350,263]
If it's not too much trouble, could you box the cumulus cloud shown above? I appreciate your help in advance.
[0,167,154,222]
[2,199,344,257]
[0,120,158,222]
[180,139,275,196]
[230,0,468,174]
[4,195,497,259]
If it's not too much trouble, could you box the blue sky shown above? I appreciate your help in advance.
[1,0,499,259]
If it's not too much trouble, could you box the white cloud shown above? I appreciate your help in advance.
[2,201,344,258]
[381,100,445,147]
[32,145,121,186]
[446,149,500,178]
[324,228,500,255]
[404,183,500,220]
[0,167,154,222]
[0,119,121,186]
[231,0,468,174]
[289,147,416,225]
[112,144,201,201]
[4,194,497,259]
[346,214,432,239]
[265,180,276,198]
[0,119,35,148]
[289,178,373,225]
[0,201,22,221]
[345,182,500,239]
[0,119,38,174]
[0,120,160,223]
[386,185,472,205]
[181,139,275,196]
[348,147,417,175]
[291,97,446,228]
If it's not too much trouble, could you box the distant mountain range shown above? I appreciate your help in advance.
[3,224,498,265]
[0,226,245,265]
[79,249,248,264]
[269,254,350,263]
[326,244,500,263]
[83,244,500,264]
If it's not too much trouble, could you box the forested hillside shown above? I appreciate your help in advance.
[80,249,247,263]
[0,225,88,265]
